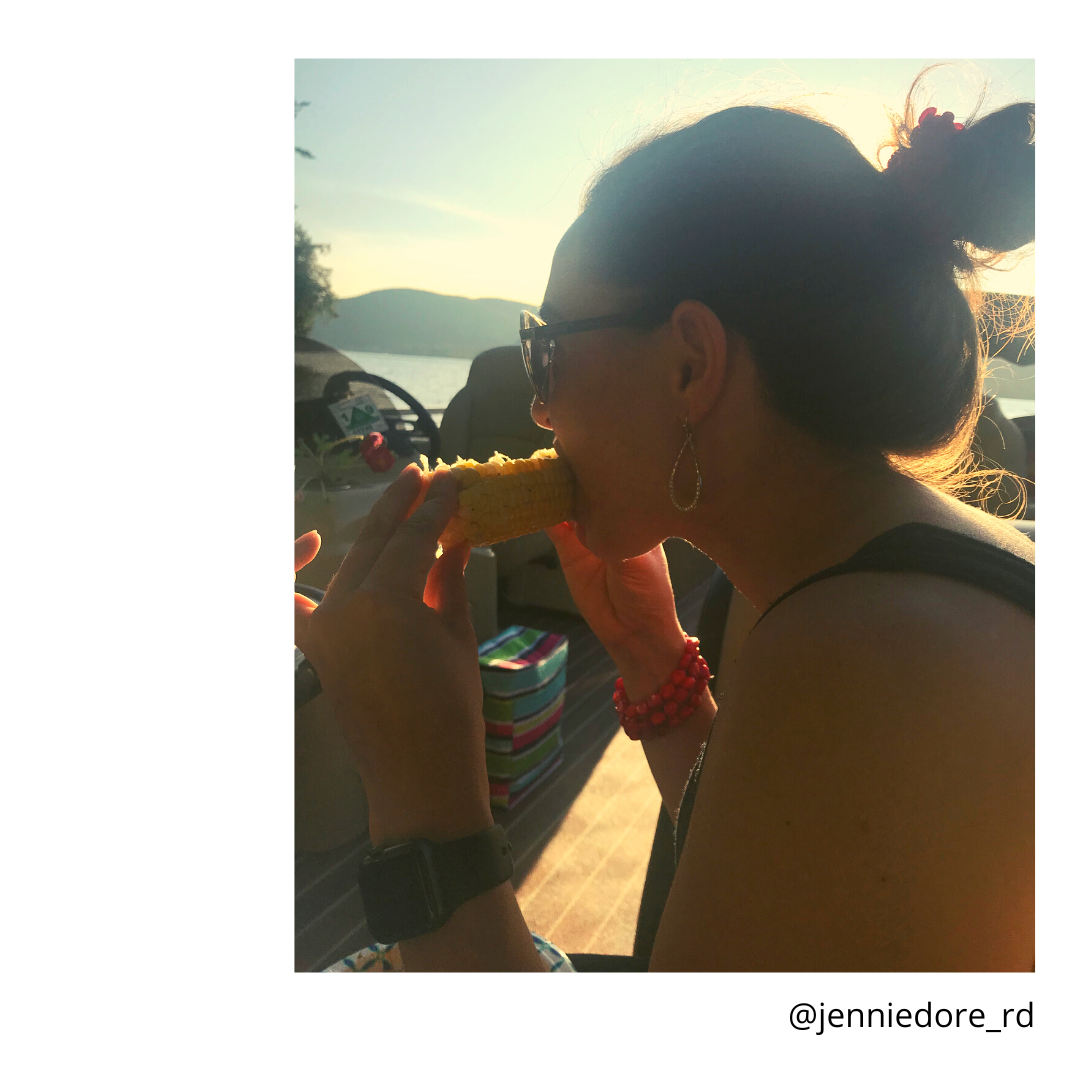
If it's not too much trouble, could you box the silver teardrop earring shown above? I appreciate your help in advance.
[669,416,702,512]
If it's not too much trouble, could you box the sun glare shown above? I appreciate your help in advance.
[300,61,1033,303]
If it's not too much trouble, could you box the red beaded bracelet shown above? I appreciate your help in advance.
[613,636,711,742]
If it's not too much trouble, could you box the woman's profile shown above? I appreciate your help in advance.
[295,70,1035,972]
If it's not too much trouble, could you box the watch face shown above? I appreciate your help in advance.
[358,843,445,942]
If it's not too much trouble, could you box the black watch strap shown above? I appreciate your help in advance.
[430,826,514,915]
[358,825,514,943]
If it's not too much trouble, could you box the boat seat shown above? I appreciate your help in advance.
[439,345,554,464]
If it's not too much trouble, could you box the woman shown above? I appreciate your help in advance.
[295,81,1035,972]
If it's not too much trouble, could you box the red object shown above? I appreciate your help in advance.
[611,635,710,742]
[885,107,964,172]
[917,106,963,131]
[359,430,396,473]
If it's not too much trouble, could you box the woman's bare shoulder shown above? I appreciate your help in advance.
[737,566,1033,725]
[651,569,1033,971]
[733,565,1031,738]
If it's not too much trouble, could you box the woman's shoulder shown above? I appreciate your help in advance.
[755,504,1034,656]
[656,555,1034,970]
[723,548,1033,766]
[744,557,1032,699]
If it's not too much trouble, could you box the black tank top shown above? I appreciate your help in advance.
[673,522,1035,864]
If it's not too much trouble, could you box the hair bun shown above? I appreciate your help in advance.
[885,100,1034,255]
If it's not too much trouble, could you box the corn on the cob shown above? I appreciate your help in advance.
[422,448,575,549]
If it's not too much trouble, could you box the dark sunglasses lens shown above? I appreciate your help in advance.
[522,334,550,403]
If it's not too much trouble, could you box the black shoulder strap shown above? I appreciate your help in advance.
[762,522,1034,621]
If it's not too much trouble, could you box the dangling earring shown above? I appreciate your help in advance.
[669,416,702,512]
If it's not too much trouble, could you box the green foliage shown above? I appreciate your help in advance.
[295,222,337,337]
[295,433,375,501]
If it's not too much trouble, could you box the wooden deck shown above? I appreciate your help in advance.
[294,578,709,971]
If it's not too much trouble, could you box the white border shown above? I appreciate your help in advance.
[4,4,1068,1076]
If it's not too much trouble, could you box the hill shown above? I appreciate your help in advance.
[309,288,537,359]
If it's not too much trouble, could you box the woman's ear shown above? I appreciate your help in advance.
[668,300,728,424]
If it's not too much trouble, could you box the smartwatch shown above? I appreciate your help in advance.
[358,825,514,943]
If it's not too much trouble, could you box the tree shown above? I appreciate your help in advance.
[295,223,337,338]
[294,101,335,335]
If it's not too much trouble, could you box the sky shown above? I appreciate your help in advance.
[294,59,1035,305]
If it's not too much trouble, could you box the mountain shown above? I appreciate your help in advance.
[309,288,538,360]
[309,287,1034,369]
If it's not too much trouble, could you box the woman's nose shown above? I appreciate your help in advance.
[531,395,553,431]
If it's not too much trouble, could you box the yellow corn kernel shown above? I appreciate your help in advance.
[427,448,575,549]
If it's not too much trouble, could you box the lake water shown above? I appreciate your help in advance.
[345,350,1035,419]
[341,351,474,411]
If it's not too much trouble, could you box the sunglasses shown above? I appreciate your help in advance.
[519,308,660,405]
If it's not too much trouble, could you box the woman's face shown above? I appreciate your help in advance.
[530,231,683,562]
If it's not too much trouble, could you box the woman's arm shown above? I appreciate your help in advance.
[546,523,718,816]
[296,466,545,971]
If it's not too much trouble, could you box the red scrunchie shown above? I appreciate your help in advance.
[885,106,964,172]
[918,106,964,131]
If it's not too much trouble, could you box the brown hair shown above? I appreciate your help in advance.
[574,72,1034,498]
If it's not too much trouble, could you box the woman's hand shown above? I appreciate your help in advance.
[294,464,493,847]
[546,522,687,699]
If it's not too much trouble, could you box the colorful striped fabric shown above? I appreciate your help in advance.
[480,625,568,811]
[486,727,562,780]
[482,668,566,724]
[485,695,565,753]
[478,626,569,697]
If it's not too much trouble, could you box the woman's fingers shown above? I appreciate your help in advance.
[295,530,321,576]
[323,464,427,602]
[365,469,458,599]
[545,520,599,572]
[423,543,473,638]
[295,592,317,650]
[295,532,321,652]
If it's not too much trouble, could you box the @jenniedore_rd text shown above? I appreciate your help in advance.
[789,1002,1033,1034]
